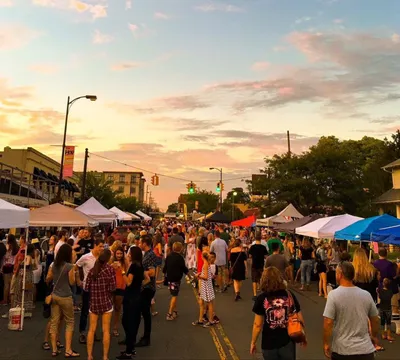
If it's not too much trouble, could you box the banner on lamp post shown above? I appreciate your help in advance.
[63,146,75,178]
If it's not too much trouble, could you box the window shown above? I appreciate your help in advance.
[130,187,136,195]
[130,175,137,184]
[118,186,124,193]
[107,175,113,181]
[119,174,125,183]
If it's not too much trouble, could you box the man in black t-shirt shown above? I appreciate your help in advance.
[249,233,268,300]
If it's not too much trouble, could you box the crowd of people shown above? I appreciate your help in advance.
[0,222,399,360]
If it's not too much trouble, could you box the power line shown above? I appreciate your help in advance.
[88,151,252,183]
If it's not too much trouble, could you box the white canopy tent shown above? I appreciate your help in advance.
[0,199,30,229]
[30,203,99,227]
[0,199,30,331]
[125,212,141,220]
[109,207,132,221]
[136,210,152,221]
[257,203,303,227]
[76,197,117,224]
[295,214,363,239]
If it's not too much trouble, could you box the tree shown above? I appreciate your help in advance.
[225,187,250,204]
[179,189,219,214]
[248,135,393,217]
[116,196,141,214]
[167,203,179,213]
[80,172,121,208]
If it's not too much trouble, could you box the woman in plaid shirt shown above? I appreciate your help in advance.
[84,249,116,360]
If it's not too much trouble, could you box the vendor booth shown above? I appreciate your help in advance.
[30,203,99,227]
[76,197,116,224]
[334,214,400,241]
[296,214,363,239]
[109,206,132,221]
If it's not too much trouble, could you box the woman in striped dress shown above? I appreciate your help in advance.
[192,252,216,327]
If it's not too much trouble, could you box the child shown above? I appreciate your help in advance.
[379,278,394,342]
[202,252,220,324]
[192,252,216,328]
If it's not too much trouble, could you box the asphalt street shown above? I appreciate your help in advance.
[0,279,400,360]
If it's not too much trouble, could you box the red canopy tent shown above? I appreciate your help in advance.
[231,215,256,227]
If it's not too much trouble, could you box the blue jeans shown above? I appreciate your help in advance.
[300,260,313,286]
[262,341,295,360]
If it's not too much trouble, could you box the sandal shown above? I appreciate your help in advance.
[192,320,205,326]
[65,350,80,358]
[375,345,385,351]
[113,329,120,337]
[57,341,65,349]
[152,311,159,317]
[42,342,51,351]
[387,337,395,342]
[52,350,61,357]
[173,311,178,318]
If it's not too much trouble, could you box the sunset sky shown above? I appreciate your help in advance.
[1,0,400,210]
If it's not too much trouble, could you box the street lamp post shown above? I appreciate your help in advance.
[57,95,97,200]
[232,191,237,221]
[209,167,223,211]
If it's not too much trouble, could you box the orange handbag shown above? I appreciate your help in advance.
[286,291,306,343]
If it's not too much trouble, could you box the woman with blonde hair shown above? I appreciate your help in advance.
[250,266,306,359]
[352,247,382,351]
[352,247,378,303]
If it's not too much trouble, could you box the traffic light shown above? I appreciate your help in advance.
[216,182,221,192]
[187,182,196,194]
[151,175,159,186]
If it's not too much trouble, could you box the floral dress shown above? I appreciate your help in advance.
[185,237,196,270]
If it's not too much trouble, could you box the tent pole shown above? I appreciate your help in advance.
[19,227,28,331]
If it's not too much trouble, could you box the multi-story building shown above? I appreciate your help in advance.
[0,146,80,207]
[102,171,145,203]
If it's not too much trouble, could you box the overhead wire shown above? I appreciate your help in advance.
[88,151,252,183]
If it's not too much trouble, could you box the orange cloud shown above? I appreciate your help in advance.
[111,62,143,71]
[154,12,170,20]
[0,23,41,51]
[29,64,59,74]
[251,61,270,71]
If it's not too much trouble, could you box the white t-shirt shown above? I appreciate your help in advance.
[76,251,96,288]
[54,240,66,257]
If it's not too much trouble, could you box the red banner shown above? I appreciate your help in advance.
[63,146,75,178]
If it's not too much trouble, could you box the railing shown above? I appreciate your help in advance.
[0,162,77,205]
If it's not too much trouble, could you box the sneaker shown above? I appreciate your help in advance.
[1,313,8,319]
[135,337,150,347]
[116,352,132,360]
[79,333,87,344]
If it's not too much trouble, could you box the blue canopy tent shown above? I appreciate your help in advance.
[370,225,400,246]
[334,214,400,241]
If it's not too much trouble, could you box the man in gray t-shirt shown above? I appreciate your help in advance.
[323,262,379,360]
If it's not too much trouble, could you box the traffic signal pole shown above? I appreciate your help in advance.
[220,169,223,212]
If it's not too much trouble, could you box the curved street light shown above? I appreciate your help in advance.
[57,95,97,199]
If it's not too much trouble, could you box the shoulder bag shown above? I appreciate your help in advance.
[45,264,67,305]
[286,290,306,343]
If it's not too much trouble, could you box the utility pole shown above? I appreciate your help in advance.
[287,130,291,157]
[81,148,89,203]
[220,169,223,212]
[145,185,149,205]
